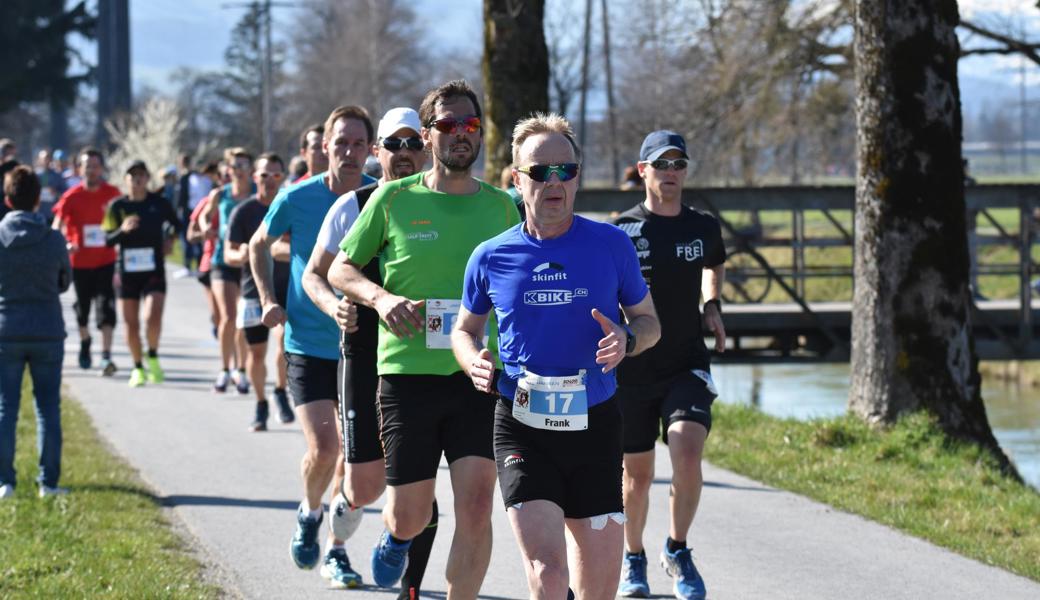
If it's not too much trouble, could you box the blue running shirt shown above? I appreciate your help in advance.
[263,172,376,359]
[463,215,649,407]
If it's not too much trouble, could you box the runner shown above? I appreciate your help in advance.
[51,148,121,376]
[248,105,376,588]
[202,148,254,393]
[298,124,329,181]
[613,131,726,600]
[102,161,182,388]
[306,107,438,600]
[328,80,520,596]
[451,113,660,600]
[223,153,294,431]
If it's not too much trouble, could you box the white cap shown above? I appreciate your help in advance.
[377,107,422,140]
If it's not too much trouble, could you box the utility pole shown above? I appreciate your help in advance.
[578,0,593,185]
[96,0,131,146]
[600,0,619,185]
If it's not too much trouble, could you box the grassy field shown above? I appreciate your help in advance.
[707,403,1040,582]
[0,376,220,599]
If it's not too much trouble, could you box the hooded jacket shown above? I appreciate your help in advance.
[0,210,70,341]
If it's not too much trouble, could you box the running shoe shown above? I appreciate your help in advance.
[274,388,294,424]
[213,370,230,393]
[289,508,323,569]
[249,401,269,432]
[78,338,92,369]
[371,529,410,588]
[320,547,363,589]
[128,367,147,388]
[234,369,250,395]
[38,485,69,498]
[0,484,14,499]
[99,358,118,377]
[619,551,651,597]
[330,491,363,541]
[661,544,707,600]
[146,356,165,384]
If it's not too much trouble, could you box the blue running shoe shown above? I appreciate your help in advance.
[320,547,363,589]
[660,544,706,600]
[619,551,650,597]
[289,508,323,569]
[371,530,411,588]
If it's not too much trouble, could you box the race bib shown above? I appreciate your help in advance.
[124,247,156,273]
[692,369,719,398]
[83,224,106,248]
[513,369,589,431]
[237,297,263,328]
[424,298,489,350]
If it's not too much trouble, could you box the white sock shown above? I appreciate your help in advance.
[299,500,322,520]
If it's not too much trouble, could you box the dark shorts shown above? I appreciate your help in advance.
[72,264,117,329]
[117,270,166,300]
[243,324,269,345]
[285,352,338,407]
[196,269,211,288]
[211,264,241,283]
[617,369,716,454]
[378,372,496,486]
[338,347,381,464]
[495,396,623,519]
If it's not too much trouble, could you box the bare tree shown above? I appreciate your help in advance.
[850,0,1018,478]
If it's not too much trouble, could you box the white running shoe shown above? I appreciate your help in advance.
[329,491,363,541]
[0,484,14,499]
[38,485,69,498]
[213,370,230,393]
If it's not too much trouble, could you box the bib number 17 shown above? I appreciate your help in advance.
[544,392,574,414]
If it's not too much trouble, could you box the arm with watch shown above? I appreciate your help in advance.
[591,292,661,374]
[702,262,726,352]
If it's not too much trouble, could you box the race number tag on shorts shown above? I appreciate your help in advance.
[424,299,489,349]
[83,224,106,248]
[513,369,589,431]
[692,369,719,397]
[237,297,263,328]
[123,248,156,273]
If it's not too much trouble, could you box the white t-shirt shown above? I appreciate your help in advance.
[315,190,361,255]
[187,172,214,210]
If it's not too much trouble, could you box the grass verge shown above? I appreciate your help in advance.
[0,376,221,599]
[707,403,1040,582]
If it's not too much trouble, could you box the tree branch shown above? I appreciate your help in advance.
[960,19,1040,66]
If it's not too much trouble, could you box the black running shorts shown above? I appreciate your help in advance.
[494,396,623,519]
[117,270,166,300]
[378,372,496,486]
[617,370,716,454]
[242,324,269,345]
[72,264,117,329]
[285,352,338,407]
[211,264,241,283]
[338,347,381,464]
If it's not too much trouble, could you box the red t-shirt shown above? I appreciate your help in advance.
[53,182,120,269]
[190,197,218,272]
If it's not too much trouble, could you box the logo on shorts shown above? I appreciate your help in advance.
[504,454,525,467]
[532,262,567,282]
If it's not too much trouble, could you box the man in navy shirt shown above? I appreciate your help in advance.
[451,113,660,599]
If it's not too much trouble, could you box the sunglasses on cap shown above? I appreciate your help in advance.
[427,115,482,134]
[640,158,689,171]
[380,136,424,152]
[515,163,580,183]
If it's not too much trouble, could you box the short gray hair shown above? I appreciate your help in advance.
[510,112,581,165]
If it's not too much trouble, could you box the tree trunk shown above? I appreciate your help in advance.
[482,0,549,180]
[851,0,1019,479]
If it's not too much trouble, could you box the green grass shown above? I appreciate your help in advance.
[0,376,220,599]
[707,403,1040,581]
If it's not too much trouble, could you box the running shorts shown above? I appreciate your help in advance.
[377,372,495,486]
[494,396,623,519]
[243,324,269,345]
[211,264,241,283]
[117,270,166,300]
[72,264,117,329]
[285,352,338,407]
[617,369,716,454]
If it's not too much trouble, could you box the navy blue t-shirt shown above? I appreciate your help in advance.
[463,215,649,407]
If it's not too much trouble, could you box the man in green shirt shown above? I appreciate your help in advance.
[329,80,519,595]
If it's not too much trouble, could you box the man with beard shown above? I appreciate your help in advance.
[248,106,376,587]
[304,107,438,600]
[328,81,520,596]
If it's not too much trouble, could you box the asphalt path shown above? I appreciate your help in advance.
[57,270,1040,599]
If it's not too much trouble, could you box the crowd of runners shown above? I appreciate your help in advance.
[1,78,728,600]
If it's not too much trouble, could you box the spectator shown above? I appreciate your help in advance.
[0,166,72,499]
[0,139,16,162]
[0,159,19,222]
[35,149,66,221]
[620,164,643,190]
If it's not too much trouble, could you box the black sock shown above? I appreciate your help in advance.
[626,548,646,558]
[388,533,410,546]
[399,499,438,598]
[147,348,157,358]
[134,361,143,369]
[80,338,91,348]
[666,537,687,553]
[101,350,111,360]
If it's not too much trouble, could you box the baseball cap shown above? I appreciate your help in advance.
[125,160,149,175]
[377,107,422,140]
[639,130,689,162]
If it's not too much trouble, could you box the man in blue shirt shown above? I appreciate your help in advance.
[451,113,661,600]
[248,105,376,589]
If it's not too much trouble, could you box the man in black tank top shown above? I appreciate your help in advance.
[302,107,438,597]
[613,131,726,600]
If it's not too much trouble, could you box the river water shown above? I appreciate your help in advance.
[712,364,1040,489]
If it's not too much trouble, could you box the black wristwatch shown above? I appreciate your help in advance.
[703,298,722,314]
[623,323,637,354]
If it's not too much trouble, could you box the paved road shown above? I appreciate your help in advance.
[58,272,1040,599]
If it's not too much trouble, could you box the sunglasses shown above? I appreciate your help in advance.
[515,163,580,183]
[258,172,284,180]
[641,158,689,171]
[427,115,482,134]
[381,136,424,152]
